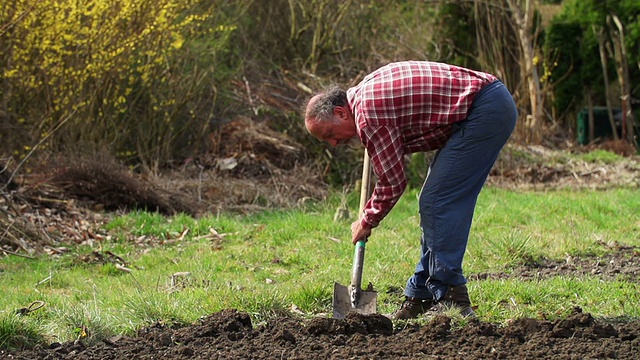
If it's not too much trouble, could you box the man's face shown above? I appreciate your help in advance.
[306,115,358,148]
[305,96,358,147]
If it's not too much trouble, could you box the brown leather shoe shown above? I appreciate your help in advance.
[438,284,476,318]
[392,297,434,320]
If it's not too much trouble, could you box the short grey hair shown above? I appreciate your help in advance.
[304,84,348,122]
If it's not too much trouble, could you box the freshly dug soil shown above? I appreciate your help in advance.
[3,308,639,360]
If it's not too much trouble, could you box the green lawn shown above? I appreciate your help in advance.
[1,186,639,348]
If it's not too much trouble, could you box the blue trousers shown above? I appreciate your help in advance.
[404,80,517,301]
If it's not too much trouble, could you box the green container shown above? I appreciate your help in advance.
[576,107,620,145]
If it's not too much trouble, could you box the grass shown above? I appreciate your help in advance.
[0,315,43,350]
[1,184,639,349]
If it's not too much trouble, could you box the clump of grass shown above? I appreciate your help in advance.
[0,315,44,350]
[576,149,624,164]
[233,292,291,326]
[46,301,120,345]
[485,231,539,267]
[122,288,191,327]
[291,285,332,313]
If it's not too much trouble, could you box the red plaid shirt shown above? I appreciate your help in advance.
[346,61,497,228]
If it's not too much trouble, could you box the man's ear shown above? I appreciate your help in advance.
[333,106,348,121]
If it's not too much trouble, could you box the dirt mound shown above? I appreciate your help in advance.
[3,308,638,359]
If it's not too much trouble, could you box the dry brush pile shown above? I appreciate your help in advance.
[0,119,329,257]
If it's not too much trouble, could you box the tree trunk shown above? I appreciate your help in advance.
[506,0,544,143]
[593,25,619,140]
[608,15,635,146]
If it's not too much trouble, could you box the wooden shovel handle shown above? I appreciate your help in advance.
[351,150,372,290]
[358,150,372,213]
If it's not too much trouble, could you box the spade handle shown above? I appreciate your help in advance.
[350,150,372,305]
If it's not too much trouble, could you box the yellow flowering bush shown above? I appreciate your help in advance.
[1,0,236,167]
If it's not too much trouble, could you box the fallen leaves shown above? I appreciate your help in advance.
[1,191,110,256]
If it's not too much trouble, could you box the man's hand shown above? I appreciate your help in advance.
[351,219,372,244]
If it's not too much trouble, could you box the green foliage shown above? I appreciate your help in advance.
[543,20,584,114]
[478,277,639,321]
[99,263,123,276]
[0,0,240,167]
[2,0,638,175]
[429,2,480,68]
[406,152,430,189]
[575,149,624,163]
[52,303,119,345]
[122,288,190,326]
[545,0,640,118]
[293,285,332,313]
[485,231,537,267]
[0,316,43,350]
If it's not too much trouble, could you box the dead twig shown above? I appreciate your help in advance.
[0,248,35,259]
[36,273,53,286]
[116,264,132,273]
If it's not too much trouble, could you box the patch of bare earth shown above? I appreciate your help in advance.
[489,143,640,190]
[470,241,640,283]
[1,126,639,359]
[3,308,639,359]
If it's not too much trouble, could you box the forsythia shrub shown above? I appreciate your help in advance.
[0,0,236,168]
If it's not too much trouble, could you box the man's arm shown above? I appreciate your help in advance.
[356,125,407,236]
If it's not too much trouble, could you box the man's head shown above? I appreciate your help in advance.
[304,85,358,147]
